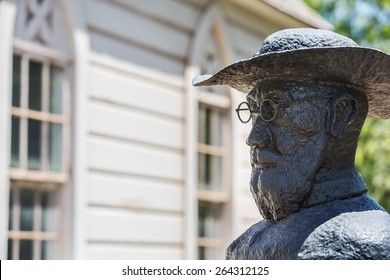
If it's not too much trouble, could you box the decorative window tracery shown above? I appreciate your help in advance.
[198,26,227,95]
[24,0,55,45]
[14,0,71,54]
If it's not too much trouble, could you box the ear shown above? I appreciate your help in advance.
[329,97,358,138]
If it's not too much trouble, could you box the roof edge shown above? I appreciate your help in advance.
[229,0,333,30]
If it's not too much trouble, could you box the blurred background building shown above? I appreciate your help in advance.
[0,0,330,260]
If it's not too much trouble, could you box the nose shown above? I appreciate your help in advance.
[246,118,272,148]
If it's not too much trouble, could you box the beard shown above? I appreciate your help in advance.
[250,143,326,221]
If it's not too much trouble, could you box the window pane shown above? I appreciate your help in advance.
[198,204,221,238]
[205,107,212,145]
[198,153,206,190]
[215,110,224,147]
[198,105,224,146]
[28,60,42,111]
[198,246,206,260]
[28,119,42,170]
[49,123,62,172]
[7,239,13,260]
[8,189,13,230]
[49,65,63,115]
[212,155,223,190]
[12,55,21,107]
[41,190,56,232]
[198,246,219,260]
[20,188,34,231]
[11,116,20,168]
[198,106,207,144]
[198,153,222,191]
[19,240,33,260]
[198,205,207,237]
[41,241,54,260]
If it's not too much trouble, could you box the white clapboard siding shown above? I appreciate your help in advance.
[87,207,183,243]
[237,195,262,236]
[224,2,280,37]
[109,0,199,32]
[88,66,184,119]
[83,0,190,260]
[239,141,251,165]
[238,125,251,165]
[87,173,183,212]
[87,101,183,150]
[86,243,182,259]
[239,169,251,192]
[240,154,251,168]
[183,0,209,8]
[86,0,190,60]
[87,137,183,181]
[229,24,264,58]
[89,30,184,75]
[239,196,261,220]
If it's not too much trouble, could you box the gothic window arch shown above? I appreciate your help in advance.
[8,0,72,260]
[187,6,233,260]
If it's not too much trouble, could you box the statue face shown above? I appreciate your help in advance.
[246,81,331,221]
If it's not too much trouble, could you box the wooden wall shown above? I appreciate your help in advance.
[84,0,195,259]
[79,0,317,259]
[0,0,328,260]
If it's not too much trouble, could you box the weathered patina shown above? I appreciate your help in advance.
[193,28,390,260]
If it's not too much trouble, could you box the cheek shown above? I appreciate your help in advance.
[284,105,324,132]
[273,108,325,155]
[272,127,302,155]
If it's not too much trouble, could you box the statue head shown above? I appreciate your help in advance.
[244,79,368,221]
[193,28,390,221]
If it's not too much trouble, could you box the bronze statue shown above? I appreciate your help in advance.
[193,28,390,259]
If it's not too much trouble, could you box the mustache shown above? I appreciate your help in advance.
[251,148,282,169]
[251,145,324,172]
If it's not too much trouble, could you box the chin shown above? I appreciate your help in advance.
[250,166,313,221]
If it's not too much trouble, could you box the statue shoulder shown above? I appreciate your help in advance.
[226,220,268,260]
[298,210,390,259]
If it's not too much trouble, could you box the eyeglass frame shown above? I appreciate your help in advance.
[235,95,335,123]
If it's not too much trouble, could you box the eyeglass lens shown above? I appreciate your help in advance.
[235,102,251,123]
[260,99,277,121]
[236,95,334,123]
[235,100,278,123]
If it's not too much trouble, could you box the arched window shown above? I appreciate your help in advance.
[7,0,72,260]
[186,6,233,260]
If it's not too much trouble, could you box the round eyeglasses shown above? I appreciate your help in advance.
[235,95,335,123]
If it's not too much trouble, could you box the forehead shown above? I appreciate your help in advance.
[248,80,333,100]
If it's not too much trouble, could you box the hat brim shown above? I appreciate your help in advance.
[193,47,390,119]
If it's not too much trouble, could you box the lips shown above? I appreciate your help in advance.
[251,148,278,170]
[252,162,277,171]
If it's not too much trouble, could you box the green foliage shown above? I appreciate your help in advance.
[304,0,390,51]
[356,119,390,210]
[304,0,390,211]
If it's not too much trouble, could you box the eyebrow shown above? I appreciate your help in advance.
[249,88,290,102]
[246,90,257,102]
[276,95,335,105]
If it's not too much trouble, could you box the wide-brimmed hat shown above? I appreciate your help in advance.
[192,28,390,119]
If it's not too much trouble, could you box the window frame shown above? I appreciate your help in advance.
[8,182,60,260]
[196,88,232,260]
[10,50,70,182]
[7,41,72,260]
